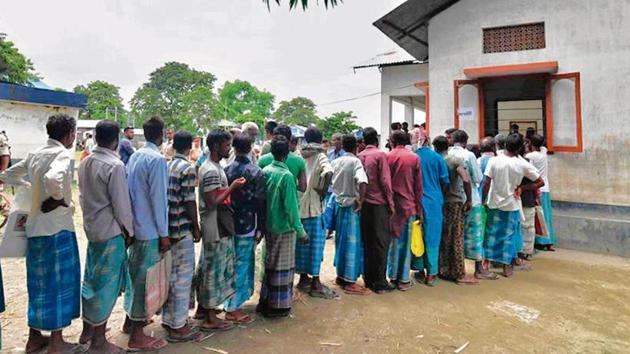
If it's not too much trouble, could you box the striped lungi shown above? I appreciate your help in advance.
[124,239,160,321]
[411,199,442,276]
[535,192,556,246]
[224,233,256,312]
[82,235,126,326]
[295,215,326,276]
[196,237,235,309]
[162,235,195,329]
[334,205,364,283]
[26,230,81,331]
[387,217,413,283]
[260,232,296,311]
[483,208,520,265]
[464,205,486,261]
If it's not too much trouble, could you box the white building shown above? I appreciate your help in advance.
[365,0,630,256]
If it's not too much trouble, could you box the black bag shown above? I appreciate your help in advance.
[217,204,235,238]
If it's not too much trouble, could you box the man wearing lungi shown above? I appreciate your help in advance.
[0,114,81,354]
[483,134,544,277]
[77,120,133,353]
[259,135,308,317]
[331,135,370,296]
[526,134,556,252]
[124,117,170,351]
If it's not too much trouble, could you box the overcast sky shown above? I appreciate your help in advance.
[0,0,405,128]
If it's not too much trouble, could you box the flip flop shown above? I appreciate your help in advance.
[456,277,480,285]
[199,321,235,332]
[167,330,203,343]
[296,282,312,292]
[397,281,413,291]
[475,272,500,280]
[309,285,339,299]
[343,285,372,296]
[128,337,168,352]
[225,313,256,325]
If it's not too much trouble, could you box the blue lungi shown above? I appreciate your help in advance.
[535,192,557,246]
[124,239,160,321]
[464,206,486,261]
[411,199,442,276]
[224,234,256,312]
[162,236,195,329]
[333,205,364,283]
[323,193,337,232]
[82,235,126,326]
[27,230,81,331]
[483,209,520,265]
[295,216,326,276]
[387,217,413,283]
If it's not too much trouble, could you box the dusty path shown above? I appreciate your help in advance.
[1,195,630,353]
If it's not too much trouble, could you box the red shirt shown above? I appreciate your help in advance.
[357,145,394,208]
[387,146,423,238]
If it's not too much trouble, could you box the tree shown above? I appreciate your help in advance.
[218,80,275,133]
[0,34,41,85]
[130,62,217,133]
[263,0,341,10]
[273,97,321,127]
[73,80,126,124]
[318,111,360,139]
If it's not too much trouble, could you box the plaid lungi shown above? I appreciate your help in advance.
[224,233,256,312]
[483,208,520,265]
[82,235,126,326]
[260,232,296,310]
[162,235,195,329]
[26,230,81,331]
[196,237,235,309]
[439,202,466,281]
[535,192,557,245]
[295,216,326,276]
[464,205,486,261]
[334,205,364,283]
[387,217,413,283]
[124,239,160,321]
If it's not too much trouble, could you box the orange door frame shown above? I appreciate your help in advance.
[546,72,583,152]
[414,81,430,136]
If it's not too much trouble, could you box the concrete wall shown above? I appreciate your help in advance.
[0,100,80,160]
[380,63,428,145]
[428,0,630,207]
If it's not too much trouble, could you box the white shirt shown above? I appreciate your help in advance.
[525,150,549,192]
[85,138,95,153]
[449,145,483,206]
[0,139,75,237]
[485,154,540,211]
[331,153,368,207]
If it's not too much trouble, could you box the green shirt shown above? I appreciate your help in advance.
[258,152,305,179]
[263,160,306,239]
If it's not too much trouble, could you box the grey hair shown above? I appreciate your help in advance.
[332,133,343,140]
[495,133,507,149]
[241,122,259,134]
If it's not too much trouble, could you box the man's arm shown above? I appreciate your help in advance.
[482,176,492,205]
[149,158,170,252]
[283,175,307,240]
[297,170,307,193]
[457,165,472,212]
[355,182,367,213]
[380,155,395,215]
[0,158,29,187]
[41,152,71,212]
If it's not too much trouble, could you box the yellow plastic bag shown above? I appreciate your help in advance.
[410,220,425,257]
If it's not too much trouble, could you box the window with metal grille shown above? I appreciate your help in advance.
[483,23,545,54]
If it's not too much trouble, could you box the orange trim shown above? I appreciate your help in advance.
[453,80,459,129]
[545,78,554,151]
[464,61,559,79]
[549,72,583,152]
[477,81,485,141]
[453,80,481,131]
[415,81,430,136]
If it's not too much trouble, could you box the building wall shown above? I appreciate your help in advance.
[0,101,80,160]
[380,63,428,145]
[428,0,630,207]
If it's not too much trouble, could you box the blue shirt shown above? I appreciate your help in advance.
[417,146,449,205]
[126,142,169,240]
[119,138,135,165]
[225,155,266,235]
[327,148,345,162]
[478,153,493,196]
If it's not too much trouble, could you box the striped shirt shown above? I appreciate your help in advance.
[167,153,197,240]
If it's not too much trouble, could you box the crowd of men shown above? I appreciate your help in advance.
[0,114,556,353]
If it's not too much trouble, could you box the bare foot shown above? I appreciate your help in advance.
[47,340,76,354]
[128,335,167,351]
[79,322,94,345]
[26,332,49,354]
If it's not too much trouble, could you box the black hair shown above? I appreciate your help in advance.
[505,133,524,154]
[342,134,357,152]
[414,124,421,128]
[95,120,120,147]
[143,116,164,142]
[232,133,253,154]
[433,136,449,153]
[452,129,469,144]
[124,126,134,133]
[322,138,329,144]
[390,122,402,131]
[304,126,323,144]
[86,133,92,138]
[444,127,457,135]
[271,135,289,161]
[468,144,481,158]
[206,130,232,152]
[173,130,193,153]
[495,134,507,149]
[363,127,379,146]
[525,127,536,138]
[265,120,278,135]
[480,137,495,153]
[46,114,76,141]
[390,130,408,147]
[530,134,545,149]
[420,122,426,128]
[273,124,292,140]
[290,136,299,144]
[510,123,520,132]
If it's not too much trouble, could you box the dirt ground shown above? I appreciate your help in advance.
[1,191,630,353]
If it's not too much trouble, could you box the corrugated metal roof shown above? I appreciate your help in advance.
[353,49,420,70]
[373,0,460,61]
[0,82,87,108]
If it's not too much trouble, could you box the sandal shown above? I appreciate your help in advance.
[309,285,339,299]
[167,330,203,343]
[199,321,235,332]
[475,271,500,280]
[397,281,413,291]
[128,337,168,352]
[343,284,372,296]
[456,276,480,285]
[225,312,256,325]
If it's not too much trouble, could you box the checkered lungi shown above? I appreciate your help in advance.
[334,205,364,283]
[260,232,296,310]
[295,215,326,276]
[483,208,520,265]
[195,237,236,309]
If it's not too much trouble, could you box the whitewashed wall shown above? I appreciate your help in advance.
[0,101,80,160]
[427,0,630,206]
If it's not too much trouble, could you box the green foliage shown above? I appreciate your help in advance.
[273,97,321,127]
[318,111,359,139]
[263,0,341,10]
[0,35,41,85]
[130,62,217,133]
[73,80,126,125]
[218,80,275,134]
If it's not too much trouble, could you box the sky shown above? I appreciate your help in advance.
[0,0,406,128]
